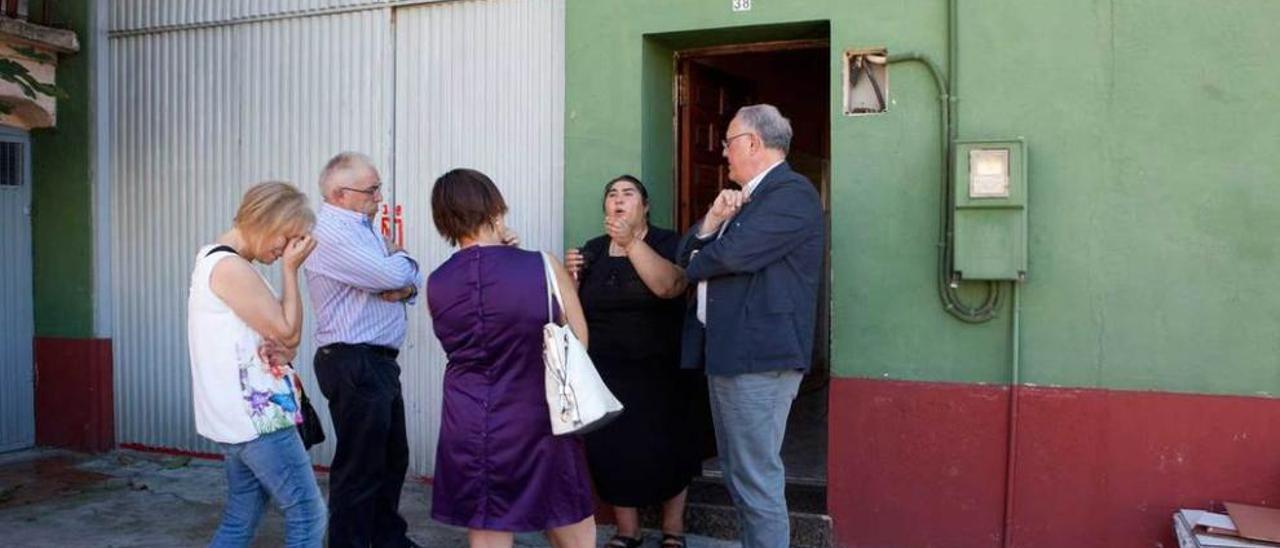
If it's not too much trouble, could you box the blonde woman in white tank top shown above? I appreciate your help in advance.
[187,181,324,548]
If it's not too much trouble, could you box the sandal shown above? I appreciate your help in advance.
[605,534,644,548]
[661,533,687,548]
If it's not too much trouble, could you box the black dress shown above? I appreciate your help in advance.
[578,227,710,507]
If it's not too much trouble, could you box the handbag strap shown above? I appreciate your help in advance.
[204,244,239,258]
[541,252,564,325]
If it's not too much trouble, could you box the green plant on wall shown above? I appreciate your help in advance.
[0,45,69,115]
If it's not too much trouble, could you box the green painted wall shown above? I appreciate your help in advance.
[565,0,1280,397]
[30,0,93,338]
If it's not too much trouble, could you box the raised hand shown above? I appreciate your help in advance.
[605,214,637,250]
[702,189,746,236]
[564,248,585,280]
[282,234,317,271]
[499,225,521,247]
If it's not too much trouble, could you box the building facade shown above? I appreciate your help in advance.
[563,0,1280,546]
[10,0,1280,546]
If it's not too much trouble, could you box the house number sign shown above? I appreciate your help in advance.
[732,0,752,12]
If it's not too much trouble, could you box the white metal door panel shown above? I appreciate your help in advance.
[109,0,565,476]
[110,10,392,463]
[110,0,392,33]
[0,128,34,453]
[394,0,565,475]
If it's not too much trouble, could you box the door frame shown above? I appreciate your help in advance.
[671,38,829,230]
[669,40,835,485]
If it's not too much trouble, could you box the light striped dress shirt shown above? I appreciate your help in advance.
[304,203,423,349]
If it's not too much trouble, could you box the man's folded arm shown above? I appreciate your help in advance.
[686,185,818,281]
[677,219,715,268]
[307,240,420,292]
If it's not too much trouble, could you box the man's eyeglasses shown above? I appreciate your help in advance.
[341,184,382,195]
[721,132,754,150]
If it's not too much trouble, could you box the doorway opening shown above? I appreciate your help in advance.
[674,40,831,488]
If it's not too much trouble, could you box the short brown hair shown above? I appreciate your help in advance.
[431,168,508,246]
[234,181,315,243]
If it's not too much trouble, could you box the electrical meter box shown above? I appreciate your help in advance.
[952,139,1027,281]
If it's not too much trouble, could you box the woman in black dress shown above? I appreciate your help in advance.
[564,175,708,548]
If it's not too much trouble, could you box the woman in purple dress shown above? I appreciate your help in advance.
[425,168,595,548]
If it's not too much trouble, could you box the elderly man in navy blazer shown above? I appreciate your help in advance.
[678,104,825,548]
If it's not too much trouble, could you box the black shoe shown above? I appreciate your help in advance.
[661,533,687,548]
[605,534,644,548]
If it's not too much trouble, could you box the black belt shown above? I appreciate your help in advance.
[321,343,399,360]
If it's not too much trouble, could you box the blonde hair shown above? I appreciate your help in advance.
[234,181,315,245]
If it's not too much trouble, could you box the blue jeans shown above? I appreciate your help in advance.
[708,370,803,548]
[211,427,327,548]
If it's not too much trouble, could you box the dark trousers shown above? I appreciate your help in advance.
[314,343,411,548]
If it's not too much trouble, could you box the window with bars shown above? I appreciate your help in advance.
[0,142,24,187]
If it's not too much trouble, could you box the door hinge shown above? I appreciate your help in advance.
[676,74,688,107]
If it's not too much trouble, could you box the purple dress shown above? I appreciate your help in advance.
[426,246,594,532]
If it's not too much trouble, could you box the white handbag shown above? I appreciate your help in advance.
[540,252,623,436]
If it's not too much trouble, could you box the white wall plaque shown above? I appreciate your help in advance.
[732,0,752,12]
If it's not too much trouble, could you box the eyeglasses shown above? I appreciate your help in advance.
[721,132,754,150]
[340,183,382,195]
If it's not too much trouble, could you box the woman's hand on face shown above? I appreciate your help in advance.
[282,234,317,271]
[499,226,521,247]
[605,215,636,250]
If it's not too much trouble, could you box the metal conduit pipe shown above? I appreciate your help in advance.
[885,52,1000,323]
[1003,284,1023,548]
[946,0,1023,540]
[943,0,1002,322]
[942,0,998,321]
[945,0,1022,542]
[894,2,1023,542]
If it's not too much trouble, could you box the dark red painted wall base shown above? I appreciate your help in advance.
[828,377,1280,547]
[34,337,114,452]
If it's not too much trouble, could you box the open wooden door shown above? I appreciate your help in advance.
[673,41,831,486]
[676,58,754,232]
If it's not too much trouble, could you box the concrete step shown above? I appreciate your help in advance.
[637,477,833,548]
[682,502,833,548]
[688,475,827,515]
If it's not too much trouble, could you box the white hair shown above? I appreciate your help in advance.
[318,151,375,199]
[736,104,792,154]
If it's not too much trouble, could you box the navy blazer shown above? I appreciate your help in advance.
[677,162,825,375]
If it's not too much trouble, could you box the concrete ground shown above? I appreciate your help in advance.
[0,448,741,548]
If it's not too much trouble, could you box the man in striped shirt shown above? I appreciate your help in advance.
[305,152,422,548]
